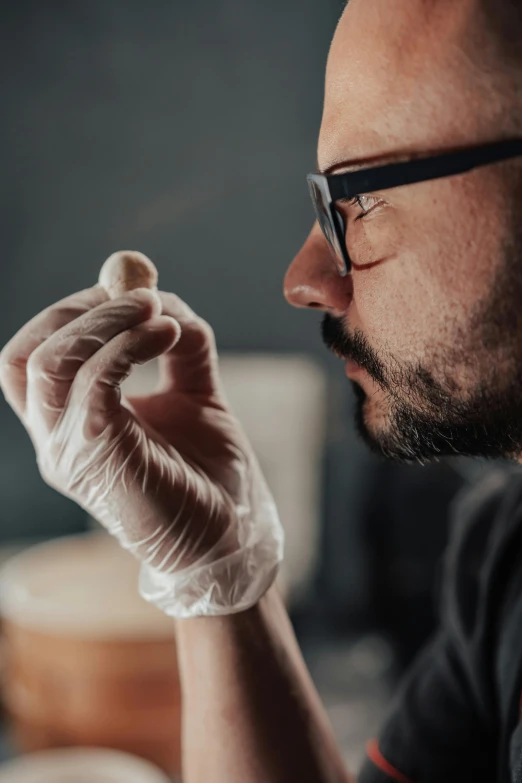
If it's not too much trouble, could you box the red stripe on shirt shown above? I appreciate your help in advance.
[366,739,416,783]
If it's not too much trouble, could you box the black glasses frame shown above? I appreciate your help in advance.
[307,138,522,276]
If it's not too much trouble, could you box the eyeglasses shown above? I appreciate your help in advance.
[307,138,522,276]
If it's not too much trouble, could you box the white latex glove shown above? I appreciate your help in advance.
[0,274,284,618]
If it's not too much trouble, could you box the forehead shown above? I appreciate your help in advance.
[319,0,486,171]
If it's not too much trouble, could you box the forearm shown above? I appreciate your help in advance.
[174,586,355,783]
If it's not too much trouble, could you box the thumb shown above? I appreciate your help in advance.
[69,316,181,438]
[156,291,223,397]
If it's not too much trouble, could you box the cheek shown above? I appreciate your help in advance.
[352,256,437,363]
[350,190,506,363]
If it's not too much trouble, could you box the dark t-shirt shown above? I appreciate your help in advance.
[359,467,522,783]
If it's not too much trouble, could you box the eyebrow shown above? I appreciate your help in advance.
[317,154,406,177]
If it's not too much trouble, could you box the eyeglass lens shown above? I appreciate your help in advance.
[308,180,348,275]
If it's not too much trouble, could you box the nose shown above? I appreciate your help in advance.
[284,222,353,313]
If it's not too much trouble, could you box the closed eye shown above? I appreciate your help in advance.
[354,194,382,218]
[341,194,383,220]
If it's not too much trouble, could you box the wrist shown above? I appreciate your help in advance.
[139,517,284,620]
[173,583,280,631]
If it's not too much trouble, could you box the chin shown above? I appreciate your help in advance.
[352,383,394,455]
[353,387,430,464]
[351,377,522,464]
[351,378,386,420]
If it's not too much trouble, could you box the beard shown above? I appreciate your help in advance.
[321,240,522,463]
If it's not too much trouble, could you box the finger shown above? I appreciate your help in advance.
[0,287,109,419]
[25,289,162,431]
[67,315,181,439]
[156,291,222,397]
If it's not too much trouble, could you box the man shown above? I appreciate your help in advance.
[1,0,522,780]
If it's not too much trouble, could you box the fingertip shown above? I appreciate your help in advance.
[132,287,161,304]
[144,314,181,339]
[89,288,110,309]
[91,284,110,300]
[155,315,182,345]
[156,290,196,321]
[127,316,181,366]
[74,285,110,308]
[114,287,162,318]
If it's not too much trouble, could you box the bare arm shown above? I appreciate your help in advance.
[175,586,356,783]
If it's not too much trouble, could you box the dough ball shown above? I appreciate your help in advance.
[98,251,159,300]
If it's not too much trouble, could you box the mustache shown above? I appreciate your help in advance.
[321,314,387,387]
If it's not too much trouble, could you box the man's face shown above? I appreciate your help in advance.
[284,0,522,462]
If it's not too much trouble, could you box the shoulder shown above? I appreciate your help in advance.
[445,466,522,583]
[447,467,520,563]
[442,465,522,655]
[358,466,522,783]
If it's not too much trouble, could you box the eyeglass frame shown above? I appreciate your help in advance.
[307,138,522,276]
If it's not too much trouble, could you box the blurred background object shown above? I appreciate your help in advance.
[0,748,172,783]
[0,535,181,778]
[0,0,515,774]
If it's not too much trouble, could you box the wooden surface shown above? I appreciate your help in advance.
[2,622,182,776]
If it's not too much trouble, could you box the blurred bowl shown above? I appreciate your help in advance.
[0,747,172,782]
[0,534,181,776]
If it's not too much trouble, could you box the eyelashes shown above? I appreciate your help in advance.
[350,194,383,218]
[337,193,384,221]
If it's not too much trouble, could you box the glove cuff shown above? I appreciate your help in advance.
[139,503,284,618]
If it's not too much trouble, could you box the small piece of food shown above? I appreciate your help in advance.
[98,251,159,300]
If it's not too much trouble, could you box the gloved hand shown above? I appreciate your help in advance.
[0,283,284,617]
